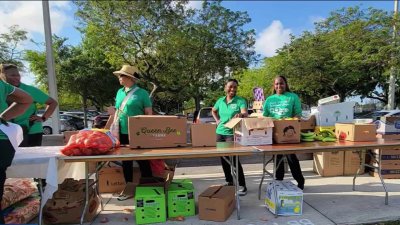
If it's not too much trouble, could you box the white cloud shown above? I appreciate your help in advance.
[255,20,292,57]
[185,1,203,10]
[309,15,325,24]
[0,1,71,35]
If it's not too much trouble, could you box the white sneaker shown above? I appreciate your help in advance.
[238,186,247,196]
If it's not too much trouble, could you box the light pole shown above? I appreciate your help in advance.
[388,0,399,110]
[42,0,60,133]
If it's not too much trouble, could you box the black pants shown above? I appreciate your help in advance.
[0,139,16,224]
[217,134,246,187]
[275,154,304,186]
[19,133,43,147]
[120,134,152,182]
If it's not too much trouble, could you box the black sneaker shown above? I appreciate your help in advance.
[223,182,234,186]
[297,183,304,190]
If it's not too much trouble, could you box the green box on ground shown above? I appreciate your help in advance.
[135,186,166,225]
[167,179,195,218]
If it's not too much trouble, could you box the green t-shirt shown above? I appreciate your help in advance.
[0,80,16,140]
[213,96,247,135]
[262,92,302,119]
[13,83,49,134]
[115,84,152,134]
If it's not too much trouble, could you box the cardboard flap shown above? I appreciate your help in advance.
[243,117,274,129]
[199,186,223,198]
[224,118,242,129]
[249,113,264,118]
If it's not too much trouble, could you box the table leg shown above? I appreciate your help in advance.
[37,178,43,225]
[235,155,240,220]
[258,154,274,200]
[378,149,389,205]
[80,162,90,225]
[95,162,106,211]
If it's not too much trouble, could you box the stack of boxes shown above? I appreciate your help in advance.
[371,117,400,178]
[312,97,359,176]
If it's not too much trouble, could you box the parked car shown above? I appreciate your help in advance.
[93,114,110,129]
[60,114,85,130]
[356,110,400,121]
[195,107,215,124]
[41,116,75,135]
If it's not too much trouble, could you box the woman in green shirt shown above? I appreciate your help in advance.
[0,64,58,147]
[0,69,33,223]
[111,65,153,201]
[263,75,305,190]
[212,79,248,196]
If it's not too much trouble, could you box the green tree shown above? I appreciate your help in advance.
[0,25,27,67]
[75,0,256,111]
[25,36,119,116]
[239,6,399,107]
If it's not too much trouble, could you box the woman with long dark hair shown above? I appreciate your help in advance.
[263,75,305,190]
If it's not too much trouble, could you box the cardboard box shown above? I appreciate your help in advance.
[344,151,364,175]
[198,185,235,222]
[300,115,316,131]
[167,179,195,218]
[335,123,376,142]
[318,95,340,106]
[375,116,400,134]
[313,151,344,176]
[43,179,99,224]
[376,134,400,140]
[191,123,216,147]
[128,115,187,148]
[252,101,264,110]
[135,186,166,225]
[371,149,400,156]
[372,160,400,170]
[369,169,400,179]
[265,181,303,216]
[139,167,175,191]
[273,120,301,144]
[63,131,79,144]
[315,102,355,126]
[225,117,274,146]
[98,166,141,193]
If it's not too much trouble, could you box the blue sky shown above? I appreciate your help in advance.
[0,1,395,89]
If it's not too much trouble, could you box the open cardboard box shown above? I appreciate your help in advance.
[225,117,274,145]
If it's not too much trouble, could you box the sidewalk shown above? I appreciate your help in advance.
[36,136,400,224]
[82,160,400,225]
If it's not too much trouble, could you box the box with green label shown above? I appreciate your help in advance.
[135,186,166,224]
[167,179,195,218]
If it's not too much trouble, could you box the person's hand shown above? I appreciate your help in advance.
[29,115,43,122]
[107,106,116,115]
[234,113,244,118]
[216,119,220,125]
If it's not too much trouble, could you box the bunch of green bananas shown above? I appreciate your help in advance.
[301,131,316,142]
[316,130,337,142]
[301,130,337,142]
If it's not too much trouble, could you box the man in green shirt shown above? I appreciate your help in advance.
[0,64,58,147]
[0,64,33,224]
[212,78,248,196]
[111,65,153,201]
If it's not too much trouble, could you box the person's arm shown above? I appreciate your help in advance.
[293,93,302,119]
[211,107,220,124]
[1,88,33,121]
[144,107,153,115]
[235,98,248,118]
[262,98,270,117]
[30,97,58,122]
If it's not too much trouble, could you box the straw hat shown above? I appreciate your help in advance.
[113,65,140,79]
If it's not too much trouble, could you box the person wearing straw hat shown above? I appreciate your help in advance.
[110,65,153,201]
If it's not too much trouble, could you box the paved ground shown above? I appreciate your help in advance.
[32,160,399,225]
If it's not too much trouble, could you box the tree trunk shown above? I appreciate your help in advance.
[195,96,201,111]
